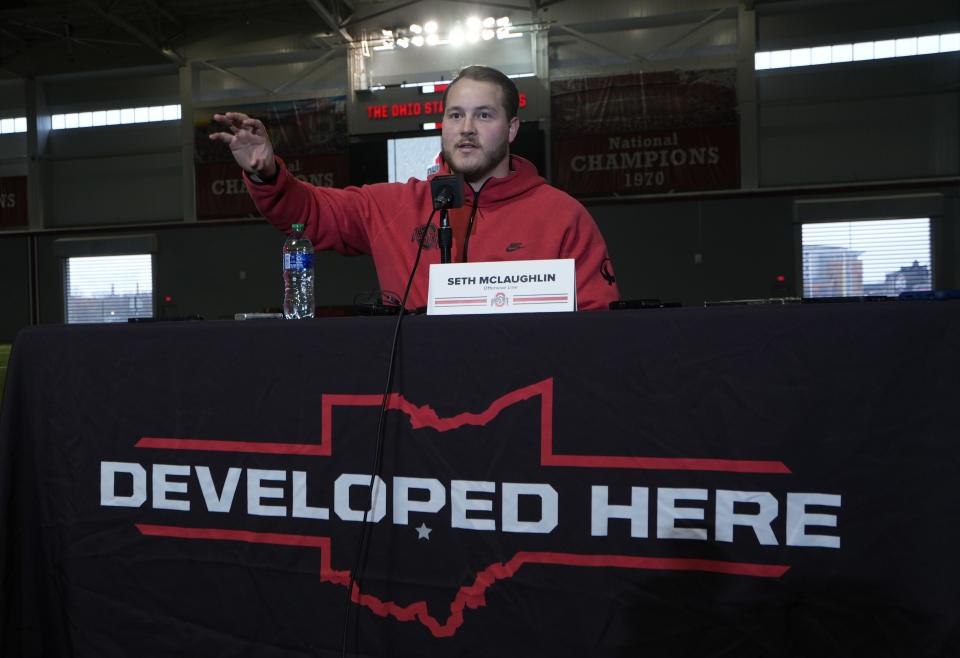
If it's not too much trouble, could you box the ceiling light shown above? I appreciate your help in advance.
[412,34,424,46]
[426,33,440,46]
[496,17,510,27]
[483,17,496,28]
[375,29,394,50]
[466,16,482,30]
[481,29,495,40]
[424,21,438,34]
[449,27,465,46]
[409,23,423,34]
[397,37,410,48]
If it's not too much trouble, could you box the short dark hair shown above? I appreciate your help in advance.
[442,65,520,119]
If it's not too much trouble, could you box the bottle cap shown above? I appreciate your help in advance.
[292,223,305,231]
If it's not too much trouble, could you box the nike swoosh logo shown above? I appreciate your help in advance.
[506,242,524,252]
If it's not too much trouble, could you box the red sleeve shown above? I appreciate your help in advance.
[560,205,621,311]
[243,157,373,256]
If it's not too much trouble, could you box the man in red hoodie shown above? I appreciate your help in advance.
[211,65,620,310]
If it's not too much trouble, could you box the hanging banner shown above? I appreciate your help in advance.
[551,70,740,196]
[194,154,348,220]
[194,97,348,220]
[0,175,28,228]
[552,127,739,195]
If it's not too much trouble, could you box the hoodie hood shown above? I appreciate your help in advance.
[434,154,546,207]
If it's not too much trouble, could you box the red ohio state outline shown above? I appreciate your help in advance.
[137,378,791,474]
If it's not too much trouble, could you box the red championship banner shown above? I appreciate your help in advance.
[195,155,349,220]
[195,97,347,220]
[552,127,739,195]
[0,175,28,228]
[551,70,739,196]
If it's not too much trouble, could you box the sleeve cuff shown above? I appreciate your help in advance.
[247,159,280,185]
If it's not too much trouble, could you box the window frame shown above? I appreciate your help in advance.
[792,194,942,299]
[54,235,158,324]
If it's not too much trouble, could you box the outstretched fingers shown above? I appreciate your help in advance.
[210,112,265,142]
[213,111,249,126]
[240,117,265,135]
[210,112,238,142]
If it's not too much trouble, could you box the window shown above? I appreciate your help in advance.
[65,254,154,323]
[0,117,27,134]
[756,31,960,70]
[51,104,181,131]
[801,218,931,298]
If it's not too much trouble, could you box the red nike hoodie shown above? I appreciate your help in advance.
[245,154,620,310]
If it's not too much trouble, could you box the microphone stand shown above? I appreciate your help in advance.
[438,209,452,264]
[430,174,463,266]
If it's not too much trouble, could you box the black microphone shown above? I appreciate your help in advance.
[430,174,463,264]
[431,174,463,210]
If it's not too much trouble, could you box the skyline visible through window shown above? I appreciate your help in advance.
[802,218,931,298]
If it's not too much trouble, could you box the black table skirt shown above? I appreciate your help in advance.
[2,302,959,657]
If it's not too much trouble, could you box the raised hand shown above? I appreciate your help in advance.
[209,112,277,179]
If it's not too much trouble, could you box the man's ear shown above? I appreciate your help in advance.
[507,115,520,144]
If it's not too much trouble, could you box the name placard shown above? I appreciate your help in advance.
[427,259,576,315]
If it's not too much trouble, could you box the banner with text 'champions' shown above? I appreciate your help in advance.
[551,70,740,196]
[194,97,348,220]
[0,175,28,228]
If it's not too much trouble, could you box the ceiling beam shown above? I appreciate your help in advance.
[77,0,184,64]
[198,60,275,95]
[5,19,101,48]
[272,49,339,93]
[644,6,729,60]
[0,42,28,79]
[554,24,641,62]
[0,23,27,48]
[304,0,353,42]
[139,0,183,30]
[336,0,355,24]
[441,0,529,11]
[341,0,422,27]
[565,7,737,34]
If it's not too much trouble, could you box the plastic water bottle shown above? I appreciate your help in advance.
[282,223,314,319]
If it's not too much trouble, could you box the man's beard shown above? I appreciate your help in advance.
[442,138,509,183]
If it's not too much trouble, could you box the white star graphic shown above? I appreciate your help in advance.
[415,523,432,540]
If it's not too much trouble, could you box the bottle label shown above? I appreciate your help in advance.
[284,253,313,271]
